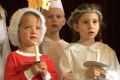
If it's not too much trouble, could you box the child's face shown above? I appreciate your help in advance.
[73,13,100,41]
[44,8,65,33]
[19,13,42,47]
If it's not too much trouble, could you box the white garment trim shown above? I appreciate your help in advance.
[24,69,51,80]
[24,69,35,80]
[16,50,42,57]
[43,72,51,80]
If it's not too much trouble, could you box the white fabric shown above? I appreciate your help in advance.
[0,5,11,80]
[0,20,7,45]
[24,66,51,80]
[16,50,42,56]
[24,69,35,80]
[50,0,64,10]
[0,56,4,80]
[2,37,11,64]
[41,37,69,80]
[106,70,120,80]
[43,72,51,80]
[60,42,120,80]
[0,5,8,46]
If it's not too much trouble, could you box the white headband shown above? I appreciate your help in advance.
[75,8,103,19]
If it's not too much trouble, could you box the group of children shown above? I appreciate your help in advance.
[0,0,120,80]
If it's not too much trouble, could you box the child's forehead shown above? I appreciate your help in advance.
[23,12,39,17]
[20,13,42,24]
[21,13,41,20]
[79,13,99,20]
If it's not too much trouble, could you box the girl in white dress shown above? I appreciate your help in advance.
[60,3,120,80]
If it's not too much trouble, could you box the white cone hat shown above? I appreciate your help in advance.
[50,0,64,10]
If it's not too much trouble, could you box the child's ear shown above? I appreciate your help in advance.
[73,23,79,32]
[62,17,66,26]
[0,14,2,19]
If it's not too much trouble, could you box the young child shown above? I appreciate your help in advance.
[41,0,69,80]
[60,3,120,80]
[4,8,57,80]
[0,4,10,80]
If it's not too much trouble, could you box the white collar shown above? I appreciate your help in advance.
[16,50,42,57]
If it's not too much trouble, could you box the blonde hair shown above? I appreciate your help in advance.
[8,8,46,47]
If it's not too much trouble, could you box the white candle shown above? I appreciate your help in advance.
[96,49,100,62]
[35,43,40,61]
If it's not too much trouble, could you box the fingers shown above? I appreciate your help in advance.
[94,67,106,78]
[85,67,106,79]
[31,61,47,75]
[94,68,101,76]
[36,61,47,72]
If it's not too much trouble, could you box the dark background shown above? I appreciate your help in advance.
[0,0,120,62]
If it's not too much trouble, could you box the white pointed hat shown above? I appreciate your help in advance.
[50,0,64,10]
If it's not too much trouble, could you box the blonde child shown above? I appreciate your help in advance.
[60,3,120,80]
[41,0,69,80]
[4,8,57,80]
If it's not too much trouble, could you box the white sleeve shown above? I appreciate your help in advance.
[59,49,74,80]
[25,69,51,80]
[24,69,35,80]
[43,71,51,80]
[106,70,120,80]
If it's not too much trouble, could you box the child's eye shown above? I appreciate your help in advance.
[48,15,53,18]
[57,15,62,18]
[25,26,30,29]
[83,21,89,24]
[36,26,42,30]
[93,20,98,23]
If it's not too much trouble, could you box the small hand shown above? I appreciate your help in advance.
[30,61,47,76]
[85,66,106,80]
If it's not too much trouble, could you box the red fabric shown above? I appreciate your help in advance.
[4,51,57,80]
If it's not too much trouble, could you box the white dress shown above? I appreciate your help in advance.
[41,37,69,80]
[0,56,4,80]
[0,6,11,80]
[60,42,120,80]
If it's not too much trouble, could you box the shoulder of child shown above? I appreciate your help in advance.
[96,42,115,53]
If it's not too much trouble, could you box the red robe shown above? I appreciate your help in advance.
[4,51,57,80]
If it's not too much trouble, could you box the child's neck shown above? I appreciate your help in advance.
[46,32,61,41]
[19,46,36,54]
[78,39,95,46]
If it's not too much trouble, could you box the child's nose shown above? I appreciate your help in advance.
[52,16,57,21]
[89,22,94,29]
[31,27,37,34]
